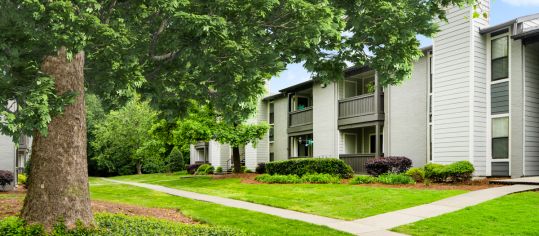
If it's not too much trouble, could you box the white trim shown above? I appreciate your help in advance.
[522,43,527,176]
[469,8,475,167]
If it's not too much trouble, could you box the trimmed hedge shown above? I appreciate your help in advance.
[195,164,214,175]
[255,173,341,184]
[424,161,474,183]
[365,156,412,176]
[265,158,354,178]
[187,163,202,175]
[255,163,266,174]
[0,213,249,235]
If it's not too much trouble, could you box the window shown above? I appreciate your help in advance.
[491,36,509,81]
[369,134,383,154]
[492,117,509,159]
[269,102,274,124]
[269,126,274,142]
[270,153,274,162]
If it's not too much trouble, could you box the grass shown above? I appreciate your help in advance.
[392,191,539,236]
[89,178,350,236]
[110,173,466,220]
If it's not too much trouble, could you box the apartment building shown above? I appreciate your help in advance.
[193,1,539,178]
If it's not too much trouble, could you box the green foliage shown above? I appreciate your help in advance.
[196,164,214,175]
[300,174,341,184]
[0,213,249,236]
[255,174,303,184]
[92,97,166,176]
[265,158,354,178]
[165,147,185,173]
[405,167,425,182]
[244,169,253,174]
[424,161,474,183]
[377,173,416,185]
[349,175,377,184]
[86,94,106,176]
[17,174,26,186]
[216,167,223,174]
[255,174,340,184]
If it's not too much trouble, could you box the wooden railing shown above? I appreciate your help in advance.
[18,136,29,150]
[339,154,376,173]
[339,94,382,119]
[289,107,313,127]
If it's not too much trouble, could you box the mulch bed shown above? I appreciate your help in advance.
[0,191,196,224]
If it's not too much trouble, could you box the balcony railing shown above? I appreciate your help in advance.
[339,154,377,173]
[289,107,313,127]
[338,93,384,120]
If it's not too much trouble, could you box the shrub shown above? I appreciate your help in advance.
[244,169,253,173]
[215,166,223,173]
[300,173,341,184]
[0,213,249,236]
[240,166,246,173]
[255,174,303,184]
[0,170,14,190]
[365,156,412,176]
[196,164,214,175]
[377,173,416,185]
[405,167,425,182]
[349,175,377,184]
[17,174,27,186]
[187,163,202,175]
[165,147,185,172]
[265,158,354,178]
[255,163,266,174]
[425,161,474,183]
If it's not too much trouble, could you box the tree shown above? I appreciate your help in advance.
[0,0,476,228]
[92,97,164,175]
[86,94,106,176]
[165,146,186,173]
[173,104,268,173]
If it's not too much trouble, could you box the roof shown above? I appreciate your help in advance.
[278,80,314,93]
[262,92,286,101]
[480,12,539,35]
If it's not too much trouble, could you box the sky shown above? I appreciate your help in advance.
[269,0,539,94]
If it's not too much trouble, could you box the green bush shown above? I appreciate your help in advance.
[195,164,214,175]
[265,158,354,178]
[216,166,223,173]
[377,173,416,185]
[424,161,474,183]
[405,167,425,182]
[0,213,249,235]
[244,169,253,173]
[255,174,303,184]
[165,147,185,172]
[349,175,377,184]
[300,173,341,184]
[17,174,27,186]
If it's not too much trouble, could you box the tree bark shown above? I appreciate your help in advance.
[136,161,142,175]
[232,146,241,173]
[21,48,93,228]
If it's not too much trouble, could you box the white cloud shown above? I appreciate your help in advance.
[502,0,539,6]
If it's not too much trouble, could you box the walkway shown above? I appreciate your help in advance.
[490,176,539,185]
[102,179,538,236]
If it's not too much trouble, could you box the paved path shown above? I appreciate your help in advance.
[102,179,538,236]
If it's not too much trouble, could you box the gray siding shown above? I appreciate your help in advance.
[491,82,509,114]
[313,82,339,157]
[524,42,539,176]
[272,97,289,161]
[385,56,429,167]
[492,162,510,176]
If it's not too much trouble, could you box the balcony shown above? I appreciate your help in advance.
[288,107,313,134]
[339,154,377,173]
[338,93,384,128]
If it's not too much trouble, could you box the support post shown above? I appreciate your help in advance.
[375,123,381,157]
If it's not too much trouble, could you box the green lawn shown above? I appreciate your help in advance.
[110,173,466,220]
[89,178,350,236]
[393,191,539,236]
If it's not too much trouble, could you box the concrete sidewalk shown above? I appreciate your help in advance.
[102,178,538,236]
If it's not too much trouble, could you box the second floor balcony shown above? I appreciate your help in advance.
[338,93,384,127]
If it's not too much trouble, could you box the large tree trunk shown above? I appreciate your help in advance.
[21,48,93,228]
[232,146,241,173]
[136,160,142,175]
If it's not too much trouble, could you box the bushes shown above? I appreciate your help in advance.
[165,147,185,172]
[0,170,14,190]
[215,167,223,174]
[405,167,425,182]
[17,174,27,186]
[255,173,341,184]
[349,175,377,184]
[187,164,202,175]
[0,213,249,236]
[265,158,354,178]
[424,161,474,183]
[195,164,214,175]
[349,174,415,185]
[365,156,412,176]
[255,163,266,174]
[377,173,416,184]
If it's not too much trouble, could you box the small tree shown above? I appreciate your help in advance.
[165,147,185,172]
[92,97,165,175]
